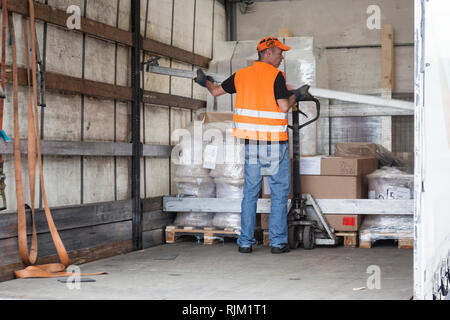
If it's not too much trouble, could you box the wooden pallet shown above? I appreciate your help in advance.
[359,232,414,249]
[335,232,358,248]
[165,226,240,245]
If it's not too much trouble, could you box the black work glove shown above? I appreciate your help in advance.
[194,69,214,88]
[290,85,313,102]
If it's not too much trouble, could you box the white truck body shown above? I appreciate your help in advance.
[414,0,450,300]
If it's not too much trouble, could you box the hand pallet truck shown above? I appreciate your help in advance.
[287,88,337,249]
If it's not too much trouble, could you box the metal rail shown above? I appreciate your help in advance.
[146,65,415,111]
[163,196,414,215]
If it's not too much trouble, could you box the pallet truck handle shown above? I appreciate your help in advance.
[298,97,320,130]
[287,97,321,131]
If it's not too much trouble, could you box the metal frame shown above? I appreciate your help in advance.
[145,64,415,111]
[0,140,172,158]
[162,195,413,247]
[162,196,414,215]
[305,194,336,243]
[131,0,142,251]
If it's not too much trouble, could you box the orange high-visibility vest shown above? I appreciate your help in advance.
[232,61,288,142]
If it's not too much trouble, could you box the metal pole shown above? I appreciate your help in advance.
[292,106,301,199]
[309,87,414,111]
[145,65,415,111]
[131,0,142,251]
[225,0,237,41]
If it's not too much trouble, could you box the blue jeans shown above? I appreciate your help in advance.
[237,142,291,248]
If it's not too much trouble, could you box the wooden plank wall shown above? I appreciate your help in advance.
[0,197,173,282]
[142,0,225,197]
[0,0,226,281]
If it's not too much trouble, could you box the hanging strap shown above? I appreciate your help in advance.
[8,8,38,267]
[21,13,39,266]
[0,0,9,211]
[0,0,8,137]
[10,1,106,279]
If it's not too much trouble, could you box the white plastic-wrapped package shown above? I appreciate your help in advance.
[367,167,414,200]
[361,167,414,243]
[175,165,211,178]
[359,215,414,242]
[215,177,245,199]
[203,121,233,135]
[203,121,245,166]
[212,213,241,231]
[210,164,245,180]
[173,212,215,228]
[282,37,316,89]
[171,121,207,166]
[173,176,216,198]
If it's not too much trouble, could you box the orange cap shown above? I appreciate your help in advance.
[257,36,291,52]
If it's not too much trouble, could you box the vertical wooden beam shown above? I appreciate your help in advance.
[381,24,395,151]
[381,24,395,96]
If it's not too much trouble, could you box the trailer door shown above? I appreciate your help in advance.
[414,0,450,300]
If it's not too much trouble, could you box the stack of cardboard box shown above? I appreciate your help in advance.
[261,156,378,233]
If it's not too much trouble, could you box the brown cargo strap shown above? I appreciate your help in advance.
[0,0,8,210]
[9,0,106,279]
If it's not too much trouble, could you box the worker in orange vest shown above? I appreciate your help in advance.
[195,36,309,254]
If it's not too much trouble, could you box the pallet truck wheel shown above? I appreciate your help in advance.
[288,226,300,249]
[303,226,315,250]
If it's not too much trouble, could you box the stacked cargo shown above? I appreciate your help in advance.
[360,167,414,248]
[210,164,244,232]
[205,120,245,233]
[333,142,415,248]
[302,156,378,234]
[172,164,216,228]
[171,121,215,229]
[171,118,245,239]
[261,155,379,245]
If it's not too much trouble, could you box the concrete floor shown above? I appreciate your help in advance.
[0,241,413,300]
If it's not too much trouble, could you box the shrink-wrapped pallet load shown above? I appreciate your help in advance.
[360,167,414,246]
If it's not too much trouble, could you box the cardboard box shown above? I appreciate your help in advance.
[334,142,379,158]
[321,157,378,176]
[204,112,233,124]
[324,214,363,232]
[261,157,376,198]
[299,156,324,175]
[300,175,367,199]
[295,156,378,176]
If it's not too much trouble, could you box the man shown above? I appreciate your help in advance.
[195,36,308,254]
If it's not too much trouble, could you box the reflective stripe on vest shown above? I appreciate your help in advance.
[234,122,288,132]
[234,108,288,120]
[232,61,288,141]
[232,128,288,142]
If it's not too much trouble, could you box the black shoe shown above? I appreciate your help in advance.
[238,246,252,254]
[271,245,290,254]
